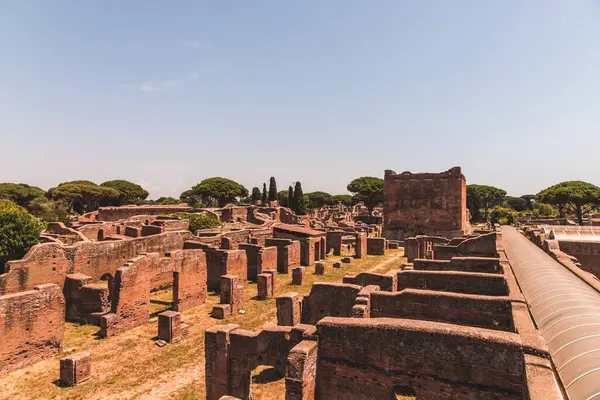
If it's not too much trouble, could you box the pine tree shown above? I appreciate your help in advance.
[261,183,268,205]
[268,177,277,202]
[288,185,295,211]
[294,182,307,215]
[251,187,261,203]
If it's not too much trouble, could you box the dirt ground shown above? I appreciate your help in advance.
[0,248,404,400]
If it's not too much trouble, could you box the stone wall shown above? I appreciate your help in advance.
[396,270,508,296]
[172,249,207,311]
[316,317,532,399]
[1,231,193,295]
[0,284,65,375]
[383,167,467,240]
[301,282,362,325]
[239,244,277,281]
[96,205,193,221]
[265,239,301,273]
[100,255,152,337]
[552,240,600,278]
[370,289,516,331]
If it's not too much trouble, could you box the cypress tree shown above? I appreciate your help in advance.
[294,182,307,215]
[288,185,295,211]
[268,177,277,202]
[251,187,261,203]
[261,183,268,205]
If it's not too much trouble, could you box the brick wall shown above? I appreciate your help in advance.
[383,167,467,240]
[0,284,65,374]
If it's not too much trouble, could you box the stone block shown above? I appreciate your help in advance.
[292,267,304,285]
[314,262,325,275]
[212,304,232,319]
[158,310,182,342]
[60,352,91,387]
[341,257,352,264]
[257,273,274,300]
[276,292,302,326]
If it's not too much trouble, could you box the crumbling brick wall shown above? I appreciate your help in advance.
[316,317,532,399]
[434,232,498,260]
[396,270,508,296]
[172,249,207,311]
[301,282,362,325]
[100,255,152,337]
[413,256,501,273]
[1,231,193,296]
[343,271,397,292]
[383,167,467,240]
[370,289,516,331]
[266,239,301,273]
[366,237,387,255]
[239,244,277,281]
[0,284,65,375]
[96,205,192,221]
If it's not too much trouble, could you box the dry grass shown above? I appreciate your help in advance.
[0,249,404,400]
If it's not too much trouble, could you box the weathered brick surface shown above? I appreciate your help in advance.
[60,352,91,386]
[158,311,182,342]
[302,282,362,325]
[343,271,397,292]
[291,267,304,285]
[0,284,65,375]
[1,231,193,296]
[63,273,109,322]
[434,232,498,260]
[314,262,325,275]
[370,289,515,331]
[100,255,152,337]
[355,233,367,259]
[172,249,207,312]
[266,239,301,273]
[205,324,240,400]
[366,237,387,255]
[396,270,508,295]
[239,244,277,281]
[285,340,318,400]
[257,273,274,300]
[316,317,527,399]
[413,256,501,273]
[220,275,244,313]
[383,167,467,240]
[277,292,302,326]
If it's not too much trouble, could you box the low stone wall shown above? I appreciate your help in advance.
[396,270,508,296]
[343,271,397,292]
[302,282,362,325]
[315,317,537,399]
[370,289,516,331]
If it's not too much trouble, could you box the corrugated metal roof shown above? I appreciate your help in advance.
[503,226,600,399]
[539,225,600,242]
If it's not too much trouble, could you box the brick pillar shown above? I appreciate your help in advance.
[257,273,274,300]
[285,340,318,400]
[292,267,304,285]
[205,324,239,400]
[355,233,367,259]
[277,292,302,326]
[60,352,91,387]
[405,237,418,262]
[314,262,325,275]
[158,311,181,342]
[220,275,242,313]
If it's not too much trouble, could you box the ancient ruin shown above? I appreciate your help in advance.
[2,167,598,399]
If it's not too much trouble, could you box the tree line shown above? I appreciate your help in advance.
[467,181,600,225]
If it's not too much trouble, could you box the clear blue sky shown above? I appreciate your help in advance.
[1,1,599,199]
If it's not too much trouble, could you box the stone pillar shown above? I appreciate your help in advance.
[405,237,418,262]
[158,311,182,342]
[220,275,243,313]
[257,273,274,300]
[355,233,367,259]
[60,352,91,387]
[285,341,318,400]
[277,292,302,326]
[292,267,305,285]
[205,324,239,400]
[314,262,325,275]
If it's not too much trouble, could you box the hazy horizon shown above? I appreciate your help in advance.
[2,1,599,199]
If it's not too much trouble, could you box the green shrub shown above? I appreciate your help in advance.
[0,200,45,268]
[168,213,222,232]
[489,206,517,226]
